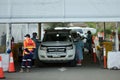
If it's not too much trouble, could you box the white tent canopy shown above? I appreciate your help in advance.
[0,0,120,23]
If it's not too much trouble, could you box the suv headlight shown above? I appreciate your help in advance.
[66,45,73,50]
[40,45,47,50]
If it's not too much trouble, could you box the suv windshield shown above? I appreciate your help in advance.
[43,30,72,42]
[72,29,83,34]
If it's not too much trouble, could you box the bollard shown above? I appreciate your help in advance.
[93,48,97,63]
[103,47,107,69]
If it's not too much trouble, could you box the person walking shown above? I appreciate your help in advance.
[20,34,36,72]
[74,33,84,66]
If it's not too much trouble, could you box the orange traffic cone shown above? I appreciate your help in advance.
[8,52,15,72]
[0,56,5,79]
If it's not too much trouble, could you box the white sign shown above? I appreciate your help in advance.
[107,51,120,69]
[0,54,9,71]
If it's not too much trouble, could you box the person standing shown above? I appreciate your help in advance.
[20,34,36,72]
[86,30,92,54]
[31,32,40,66]
[74,34,84,66]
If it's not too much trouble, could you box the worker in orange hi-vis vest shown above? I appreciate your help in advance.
[20,34,36,72]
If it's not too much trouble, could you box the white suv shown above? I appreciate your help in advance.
[38,30,76,66]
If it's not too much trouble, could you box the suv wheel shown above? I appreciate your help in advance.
[69,56,77,67]
[35,57,44,67]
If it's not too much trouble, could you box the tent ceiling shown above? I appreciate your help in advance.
[0,0,120,23]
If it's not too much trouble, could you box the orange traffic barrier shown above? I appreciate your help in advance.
[0,56,5,79]
[8,52,15,72]
[93,48,97,63]
[103,47,107,68]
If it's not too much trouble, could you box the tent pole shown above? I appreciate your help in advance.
[103,22,106,40]
[38,23,41,40]
[6,23,12,53]
[115,22,119,51]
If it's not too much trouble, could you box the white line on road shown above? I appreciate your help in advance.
[58,67,67,72]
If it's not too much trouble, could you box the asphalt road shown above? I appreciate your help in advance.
[2,63,120,80]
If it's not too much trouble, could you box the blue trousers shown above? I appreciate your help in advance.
[21,54,33,69]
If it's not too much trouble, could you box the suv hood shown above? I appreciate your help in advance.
[41,41,73,47]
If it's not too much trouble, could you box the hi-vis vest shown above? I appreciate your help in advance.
[23,38,36,56]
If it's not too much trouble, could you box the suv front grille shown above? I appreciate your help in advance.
[47,48,66,53]
[47,55,66,58]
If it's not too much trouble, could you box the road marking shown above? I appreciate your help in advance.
[58,67,67,72]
